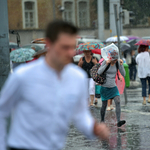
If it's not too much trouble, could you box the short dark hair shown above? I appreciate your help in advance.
[138,45,148,53]
[45,20,78,43]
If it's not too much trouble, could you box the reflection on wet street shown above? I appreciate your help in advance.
[64,89,150,150]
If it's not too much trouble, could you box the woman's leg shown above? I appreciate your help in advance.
[89,78,95,106]
[110,99,114,110]
[107,99,111,111]
[114,96,126,127]
[101,101,108,122]
[113,96,121,122]
[147,77,150,102]
[140,78,147,104]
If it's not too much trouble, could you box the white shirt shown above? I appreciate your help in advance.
[136,51,150,78]
[0,58,95,150]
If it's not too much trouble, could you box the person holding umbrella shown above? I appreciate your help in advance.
[98,44,126,127]
[136,41,150,105]
[78,50,98,106]
[77,42,104,106]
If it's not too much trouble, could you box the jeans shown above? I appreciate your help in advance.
[129,65,137,81]
[140,77,150,97]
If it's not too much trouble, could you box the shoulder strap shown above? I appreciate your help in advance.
[116,61,119,70]
[103,63,110,73]
[116,61,120,80]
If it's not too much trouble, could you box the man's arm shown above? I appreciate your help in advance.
[0,73,21,150]
[72,75,109,140]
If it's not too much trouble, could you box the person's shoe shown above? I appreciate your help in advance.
[107,107,111,111]
[117,120,126,127]
[110,105,114,110]
[142,101,146,105]
[148,99,150,103]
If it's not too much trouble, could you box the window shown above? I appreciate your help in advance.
[77,0,90,28]
[62,0,75,24]
[64,2,73,23]
[22,0,38,29]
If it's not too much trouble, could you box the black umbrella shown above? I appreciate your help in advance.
[116,43,131,52]
[127,39,139,50]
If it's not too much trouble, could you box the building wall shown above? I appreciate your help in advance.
[8,0,22,30]
[8,0,95,30]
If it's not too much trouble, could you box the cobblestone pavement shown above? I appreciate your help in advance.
[64,88,150,150]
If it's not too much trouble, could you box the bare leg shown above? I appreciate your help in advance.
[107,99,111,111]
[90,95,94,105]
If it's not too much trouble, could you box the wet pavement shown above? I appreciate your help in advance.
[64,88,150,150]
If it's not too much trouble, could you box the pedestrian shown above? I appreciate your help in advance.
[129,50,137,81]
[78,50,98,106]
[0,20,109,150]
[97,51,126,127]
[136,45,150,105]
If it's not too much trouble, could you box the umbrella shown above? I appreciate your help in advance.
[101,43,120,61]
[127,39,139,51]
[116,43,131,52]
[31,38,46,44]
[135,39,150,46]
[10,48,36,63]
[126,36,141,42]
[76,42,105,55]
[22,44,45,52]
[9,42,19,50]
[106,36,129,43]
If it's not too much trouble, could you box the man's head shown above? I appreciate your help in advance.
[45,20,78,70]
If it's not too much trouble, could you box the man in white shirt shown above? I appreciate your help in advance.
[0,20,109,150]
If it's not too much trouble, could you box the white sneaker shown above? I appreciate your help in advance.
[107,107,111,111]
[110,105,114,110]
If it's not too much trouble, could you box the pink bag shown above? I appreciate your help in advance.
[115,71,125,94]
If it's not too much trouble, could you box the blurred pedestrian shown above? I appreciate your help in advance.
[98,51,126,127]
[78,50,98,106]
[129,50,137,81]
[136,45,150,105]
[0,20,109,150]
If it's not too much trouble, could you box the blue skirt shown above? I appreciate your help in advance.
[100,86,120,101]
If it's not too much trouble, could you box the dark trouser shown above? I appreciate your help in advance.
[101,96,121,122]
[140,77,150,97]
[129,65,137,81]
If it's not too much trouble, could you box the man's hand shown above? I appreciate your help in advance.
[92,58,98,65]
[94,122,110,141]
[106,59,111,65]
[78,58,83,67]
[120,59,123,65]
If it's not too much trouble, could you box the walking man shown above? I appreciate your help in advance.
[0,20,109,150]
